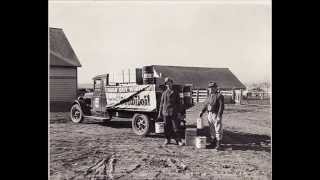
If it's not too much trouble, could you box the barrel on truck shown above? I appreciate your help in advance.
[142,65,155,84]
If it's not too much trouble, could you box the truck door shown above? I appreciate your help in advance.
[100,78,107,113]
[92,79,102,114]
[91,79,109,117]
[92,78,108,117]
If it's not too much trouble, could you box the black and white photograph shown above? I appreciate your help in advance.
[49,0,271,179]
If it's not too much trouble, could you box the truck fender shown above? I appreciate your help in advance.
[70,99,85,112]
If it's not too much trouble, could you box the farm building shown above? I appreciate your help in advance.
[151,65,245,90]
[49,27,81,112]
[137,65,246,104]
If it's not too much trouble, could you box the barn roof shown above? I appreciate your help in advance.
[152,65,246,90]
[49,27,81,67]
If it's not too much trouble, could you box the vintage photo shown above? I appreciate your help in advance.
[49,0,271,179]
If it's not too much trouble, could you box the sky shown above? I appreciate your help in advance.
[49,0,271,85]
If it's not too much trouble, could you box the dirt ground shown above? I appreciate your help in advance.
[50,103,271,180]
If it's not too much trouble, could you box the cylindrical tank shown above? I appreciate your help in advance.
[178,85,184,105]
[195,136,207,149]
[183,86,192,107]
[155,122,164,133]
[197,117,204,129]
[185,128,197,146]
[142,66,154,84]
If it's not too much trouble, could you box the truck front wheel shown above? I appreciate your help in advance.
[70,104,84,123]
[132,114,150,136]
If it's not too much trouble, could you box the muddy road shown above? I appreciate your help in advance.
[50,104,271,180]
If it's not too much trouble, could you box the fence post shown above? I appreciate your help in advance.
[196,89,199,103]
[240,89,243,105]
[232,89,236,104]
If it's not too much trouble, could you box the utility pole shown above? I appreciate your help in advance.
[122,70,124,83]
[128,69,130,83]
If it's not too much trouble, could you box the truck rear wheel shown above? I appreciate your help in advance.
[70,104,83,123]
[132,114,150,136]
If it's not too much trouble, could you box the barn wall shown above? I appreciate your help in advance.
[50,66,77,112]
[50,66,77,77]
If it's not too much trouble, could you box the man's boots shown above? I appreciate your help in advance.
[163,139,170,145]
[210,138,217,147]
[215,140,222,151]
[175,139,185,146]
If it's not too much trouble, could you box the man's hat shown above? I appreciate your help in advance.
[164,77,173,85]
[208,82,218,88]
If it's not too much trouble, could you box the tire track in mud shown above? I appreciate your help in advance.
[114,164,142,180]
[50,104,271,179]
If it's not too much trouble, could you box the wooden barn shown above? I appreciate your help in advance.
[141,65,246,104]
[49,27,81,112]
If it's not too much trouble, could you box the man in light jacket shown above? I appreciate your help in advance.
[200,82,225,151]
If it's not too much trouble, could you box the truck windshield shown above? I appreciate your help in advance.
[94,80,102,89]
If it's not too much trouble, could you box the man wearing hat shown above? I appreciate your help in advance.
[200,82,225,151]
[158,77,184,146]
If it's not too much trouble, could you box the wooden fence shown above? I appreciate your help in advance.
[220,90,234,97]
[190,88,272,105]
[192,89,208,103]
[192,89,235,104]
[246,91,271,100]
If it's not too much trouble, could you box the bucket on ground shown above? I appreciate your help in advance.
[197,117,204,129]
[155,122,164,134]
[185,128,197,146]
[195,136,207,149]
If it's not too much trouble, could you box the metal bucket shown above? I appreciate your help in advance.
[185,128,197,146]
[142,66,154,84]
[155,122,164,134]
[195,136,207,149]
[197,117,204,129]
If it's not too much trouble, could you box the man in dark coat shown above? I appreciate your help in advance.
[200,82,225,151]
[158,77,184,146]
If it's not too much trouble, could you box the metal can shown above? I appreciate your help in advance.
[155,122,164,134]
[195,136,207,149]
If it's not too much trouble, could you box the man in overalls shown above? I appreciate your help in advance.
[158,77,184,146]
[200,82,225,151]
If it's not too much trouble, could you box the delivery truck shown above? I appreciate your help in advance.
[69,66,192,136]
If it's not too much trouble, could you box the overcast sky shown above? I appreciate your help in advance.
[49,0,271,85]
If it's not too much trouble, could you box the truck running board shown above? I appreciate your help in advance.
[83,115,111,120]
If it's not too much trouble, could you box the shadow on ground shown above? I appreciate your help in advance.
[186,125,270,152]
[222,130,271,152]
[76,120,271,152]
[83,120,133,129]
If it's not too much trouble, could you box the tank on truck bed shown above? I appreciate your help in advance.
[70,66,192,136]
